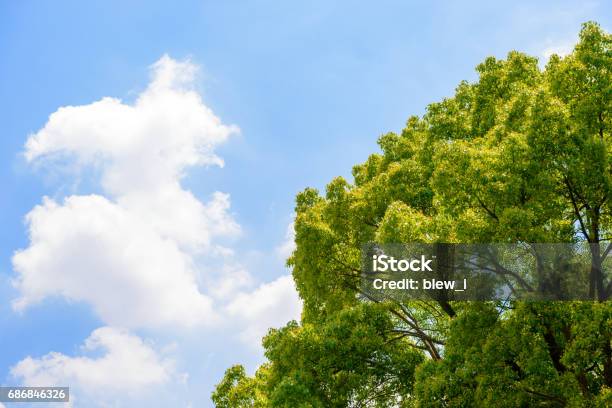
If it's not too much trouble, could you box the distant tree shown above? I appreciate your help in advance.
[213,22,611,407]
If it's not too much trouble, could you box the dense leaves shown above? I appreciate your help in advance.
[214,22,611,407]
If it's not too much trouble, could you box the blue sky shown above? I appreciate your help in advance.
[0,1,610,406]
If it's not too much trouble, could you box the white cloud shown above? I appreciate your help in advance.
[11,327,173,393]
[13,55,240,328]
[226,275,302,347]
[24,56,234,177]
[11,55,303,404]
[208,264,254,300]
[23,54,240,252]
[12,195,217,328]
[14,54,302,334]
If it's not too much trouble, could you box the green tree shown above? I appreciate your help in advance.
[213,22,611,407]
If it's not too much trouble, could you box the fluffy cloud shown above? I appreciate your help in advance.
[24,56,236,194]
[11,55,303,404]
[226,275,302,346]
[11,327,173,393]
[13,56,241,328]
[14,54,302,333]
[12,195,217,328]
[23,55,240,252]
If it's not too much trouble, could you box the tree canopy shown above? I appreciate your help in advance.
[213,22,611,407]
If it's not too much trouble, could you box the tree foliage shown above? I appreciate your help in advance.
[214,22,611,407]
